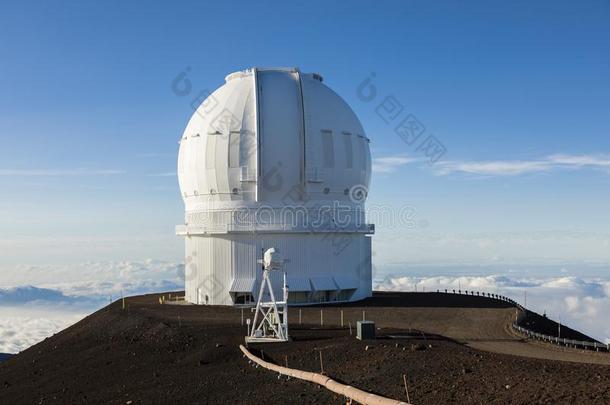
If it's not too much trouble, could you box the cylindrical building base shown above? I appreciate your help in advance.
[184,233,372,306]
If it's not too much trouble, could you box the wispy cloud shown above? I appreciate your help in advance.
[547,154,610,167]
[372,155,417,173]
[435,160,550,176]
[139,152,174,158]
[147,171,177,177]
[0,169,125,176]
[434,154,610,176]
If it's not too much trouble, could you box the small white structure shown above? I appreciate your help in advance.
[246,248,289,343]
[177,67,374,305]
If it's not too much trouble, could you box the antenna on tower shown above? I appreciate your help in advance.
[246,247,290,343]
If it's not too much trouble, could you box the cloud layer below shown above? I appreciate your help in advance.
[0,307,88,354]
[3,260,610,353]
[0,260,183,354]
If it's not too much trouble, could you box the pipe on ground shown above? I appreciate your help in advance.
[240,345,410,405]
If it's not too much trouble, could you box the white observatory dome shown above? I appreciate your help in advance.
[178,67,371,212]
[177,67,374,306]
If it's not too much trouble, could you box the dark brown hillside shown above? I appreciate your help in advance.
[1,292,609,404]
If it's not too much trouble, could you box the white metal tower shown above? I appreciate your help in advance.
[246,248,289,343]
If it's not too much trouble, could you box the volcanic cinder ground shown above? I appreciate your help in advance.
[1,292,609,404]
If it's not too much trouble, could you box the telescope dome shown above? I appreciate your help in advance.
[177,67,371,213]
[176,68,374,306]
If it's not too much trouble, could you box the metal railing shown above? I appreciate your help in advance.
[436,289,609,352]
[437,288,521,309]
[512,323,609,351]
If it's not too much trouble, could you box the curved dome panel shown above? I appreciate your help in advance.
[178,73,257,210]
[177,67,371,214]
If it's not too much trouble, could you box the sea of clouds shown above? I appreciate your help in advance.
[1,260,610,353]
[0,260,183,354]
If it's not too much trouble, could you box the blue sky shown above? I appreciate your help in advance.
[1,0,609,269]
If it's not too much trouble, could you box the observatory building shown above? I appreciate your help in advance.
[176,67,374,305]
